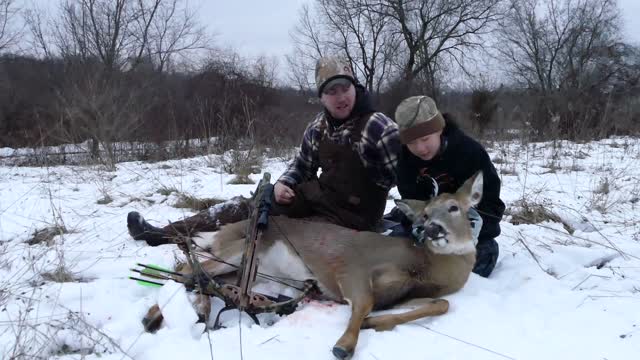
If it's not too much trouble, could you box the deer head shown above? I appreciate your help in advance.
[395,171,483,255]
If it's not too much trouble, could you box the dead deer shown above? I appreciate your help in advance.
[143,171,483,359]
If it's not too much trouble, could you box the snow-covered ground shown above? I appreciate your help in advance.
[1,138,639,359]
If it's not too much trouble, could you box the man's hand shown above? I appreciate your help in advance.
[274,181,296,204]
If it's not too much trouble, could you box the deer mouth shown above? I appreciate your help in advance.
[429,236,448,248]
[424,223,448,247]
[412,223,448,247]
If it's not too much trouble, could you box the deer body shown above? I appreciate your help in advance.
[224,217,476,306]
[144,172,485,359]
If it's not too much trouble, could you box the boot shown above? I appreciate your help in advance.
[472,238,499,277]
[127,196,253,247]
[160,196,253,236]
[127,212,172,246]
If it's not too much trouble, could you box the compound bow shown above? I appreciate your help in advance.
[132,172,318,329]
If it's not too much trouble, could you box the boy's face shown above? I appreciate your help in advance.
[320,82,356,120]
[406,130,443,161]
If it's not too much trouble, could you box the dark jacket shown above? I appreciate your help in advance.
[395,115,505,242]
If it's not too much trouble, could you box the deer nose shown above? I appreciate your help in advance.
[424,223,444,239]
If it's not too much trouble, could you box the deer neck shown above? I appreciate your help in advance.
[414,248,477,296]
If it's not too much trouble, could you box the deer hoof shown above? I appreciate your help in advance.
[142,305,163,333]
[142,314,163,333]
[332,345,352,359]
[197,313,207,323]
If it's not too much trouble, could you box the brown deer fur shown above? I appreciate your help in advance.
[143,171,484,359]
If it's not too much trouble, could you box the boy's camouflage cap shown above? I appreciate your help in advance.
[395,95,445,144]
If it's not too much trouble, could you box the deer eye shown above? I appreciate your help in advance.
[448,205,459,213]
[421,214,429,221]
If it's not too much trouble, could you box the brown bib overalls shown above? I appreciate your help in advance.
[274,113,389,231]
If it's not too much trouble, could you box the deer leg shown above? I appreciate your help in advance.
[332,280,374,360]
[194,293,212,325]
[392,297,445,308]
[361,298,449,331]
[177,255,241,278]
[177,256,240,323]
[142,295,215,332]
[142,239,243,332]
[142,304,163,332]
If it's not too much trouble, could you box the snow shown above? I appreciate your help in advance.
[1,137,639,359]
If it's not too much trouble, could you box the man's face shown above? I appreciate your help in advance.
[320,82,356,120]
[406,130,443,161]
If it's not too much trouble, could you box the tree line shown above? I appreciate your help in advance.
[0,0,639,163]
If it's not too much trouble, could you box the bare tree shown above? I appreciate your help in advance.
[470,85,499,136]
[18,0,211,165]
[497,0,619,91]
[23,5,51,58]
[318,0,397,94]
[287,4,327,91]
[24,0,208,72]
[290,0,503,100]
[141,0,208,72]
[496,0,626,138]
[289,0,398,95]
[55,69,154,166]
[379,0,504,98]
[0,0,21,52]
[251,55,279,88]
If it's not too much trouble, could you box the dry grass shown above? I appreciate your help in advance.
[541,160,562,173]
[96,195,113,204]
[568,163,585,172]
[42,310,124,358]
[53,344,95,356]
[506,199,575,234]
[26,226,70,246]
[41,265,82,283]
[265,146,298,163]
[491,156,506,164]
[126,196,155,206]
[588,177,619,213]
[500,166,518,176]
[516,231,557,277]
[157,186,179,196]
[95,173,115,205]
[172,193,225,212]
[227,174,255,184]
[572,150,590,159]
[221,150,262,178]
[593,178,611,195]
[0,242,9,271]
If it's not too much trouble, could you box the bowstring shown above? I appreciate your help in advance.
[189,241,309,292]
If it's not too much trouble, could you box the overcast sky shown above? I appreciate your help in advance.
[618,0,640,43]
[205,0,640,60]
[201,0,309,59]
[27,0,640,83]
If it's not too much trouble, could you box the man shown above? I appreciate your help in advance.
[128,56,401,245]
[385,95,505,277]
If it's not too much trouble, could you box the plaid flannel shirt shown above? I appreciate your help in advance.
[278,111,401,190]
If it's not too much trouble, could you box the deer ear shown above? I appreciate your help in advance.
[458,171,483,207]
[394,199,427,222]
